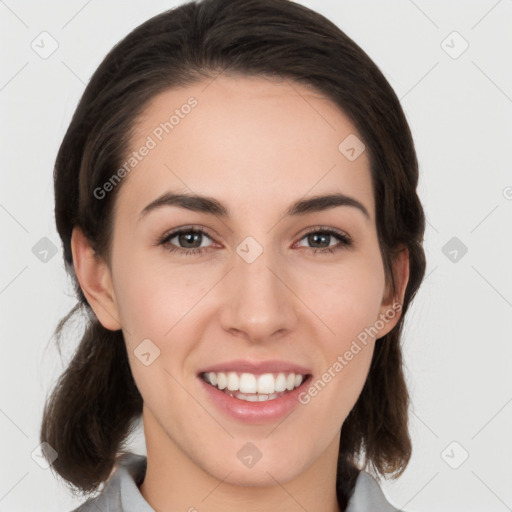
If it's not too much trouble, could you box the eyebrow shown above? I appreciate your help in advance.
[139,191,371,221]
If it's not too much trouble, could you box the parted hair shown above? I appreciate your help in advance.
[40,0,426,508]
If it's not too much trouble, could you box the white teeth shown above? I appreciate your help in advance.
[207,372,217,387]
[239,373,257,393]
[217,372,227,390]
[257,373,275,394]
[275,373,287,392]
[225,390,281,402]
[227,372,239,391]
[202,371,306,398]
[237,393,259,402]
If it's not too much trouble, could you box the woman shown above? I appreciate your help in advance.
[40,0,426,510]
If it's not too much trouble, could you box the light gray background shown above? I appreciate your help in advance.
[1,1,511,511]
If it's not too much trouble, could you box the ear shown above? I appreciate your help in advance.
[70,226,121,331]
[374,245,410,339]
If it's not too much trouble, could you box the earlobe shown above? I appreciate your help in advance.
[70,227,122,331]
[376,246,410,338]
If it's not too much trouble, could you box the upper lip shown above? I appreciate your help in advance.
[198,359,312,376]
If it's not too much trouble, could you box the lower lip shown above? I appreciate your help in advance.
[198,376,311,424]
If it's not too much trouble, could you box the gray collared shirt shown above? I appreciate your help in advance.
[72,453,401,512]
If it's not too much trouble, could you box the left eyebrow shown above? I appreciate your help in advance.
[138,191,371,221]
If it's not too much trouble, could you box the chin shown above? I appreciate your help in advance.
[213,462,304,488]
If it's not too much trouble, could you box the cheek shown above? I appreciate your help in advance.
[305,253,386,340]
[112,257,198,413]
[110,245,200,339]
[301,296,377,434]
[110,253,212,402]
[299,251,384,410]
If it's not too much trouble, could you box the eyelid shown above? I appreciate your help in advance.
[158,224,353,254]
[159,224,351,241]
[158,225,216,245]
[298,225,352,242]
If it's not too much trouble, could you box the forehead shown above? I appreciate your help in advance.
[114,75,374,224]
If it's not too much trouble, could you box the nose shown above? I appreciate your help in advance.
[218,248,299,344]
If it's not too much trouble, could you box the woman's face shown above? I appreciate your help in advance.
[83,75,406,486]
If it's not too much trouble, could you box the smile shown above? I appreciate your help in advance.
[200,371,306,402]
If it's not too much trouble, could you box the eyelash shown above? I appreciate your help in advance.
[158,225,353,257]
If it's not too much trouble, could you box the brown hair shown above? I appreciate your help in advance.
[41,0,426,507]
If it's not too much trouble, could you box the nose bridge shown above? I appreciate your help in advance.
[219,238,298,342]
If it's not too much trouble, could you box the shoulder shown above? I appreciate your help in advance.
[346,470,403,512]
[70,453,151,512]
